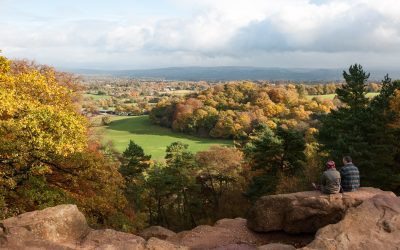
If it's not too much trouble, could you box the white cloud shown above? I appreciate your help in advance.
[1,0,400,69]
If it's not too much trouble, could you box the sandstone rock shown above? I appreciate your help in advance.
[140,225,176,240]
[0,204,89,248]
[145,237,188,250]
[167,217,312,249]
[167,224,234,249]
[0,237,73,250]
[0,204,147,250]
[212,243,257,250]
[247,187,395,233]
[80,229,146,250]
[303,194,400,250]
[258,243,296,250]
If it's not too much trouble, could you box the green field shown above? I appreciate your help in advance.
[98,115,233,160]
[307,92,379,100]
[84,93,112,100]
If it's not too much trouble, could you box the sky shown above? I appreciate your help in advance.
[0,0,399,70]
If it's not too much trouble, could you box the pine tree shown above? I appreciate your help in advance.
[120,140,151,210]
[120,140,151,177]
[244,125,305,199]
[337,64,370,110]
[366,76,400,189]
[319,64,400,191]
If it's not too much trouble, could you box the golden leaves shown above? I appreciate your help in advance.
[0,55,87,172]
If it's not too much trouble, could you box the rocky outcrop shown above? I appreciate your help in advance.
[1,187,398,250]
[0,205,308,250]
[247,187,396,234]
[167,217,313,249]
[303,194,400,250]
[0,204,174,250]
[140,225,176,240]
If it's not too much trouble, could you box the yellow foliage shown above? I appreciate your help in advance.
[0,55,87,177]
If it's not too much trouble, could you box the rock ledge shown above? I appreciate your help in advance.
[247,187,396,233]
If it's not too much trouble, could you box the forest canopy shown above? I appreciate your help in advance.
[150,82,334,139]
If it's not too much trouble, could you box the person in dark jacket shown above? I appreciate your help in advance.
[340,156,360,192]
[312,160,341,194]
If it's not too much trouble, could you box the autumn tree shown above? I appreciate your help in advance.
[195,146,246,219]
[150,82,332,139]
[0,55,87,209]
[0,55,132,231]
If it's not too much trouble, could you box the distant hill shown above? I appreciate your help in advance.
[69,66,400,82]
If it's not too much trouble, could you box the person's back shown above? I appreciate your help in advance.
[312,161,341,194]
[322,168,341,194]
[340,156,360,192]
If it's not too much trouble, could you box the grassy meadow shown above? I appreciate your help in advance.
[84,93,112,100]
[307,92,379,100]
[95,115,233,160]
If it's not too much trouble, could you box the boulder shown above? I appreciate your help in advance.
[80,229,146,250]
[247,187,395,233]
[167,217,312,249]
[0,205,146,250]
[0,237,73,250]
[0,204,89,248]
[140,225,176,240]
[212,243,257,250]
[303,194,400,250]
[146,237,188,250]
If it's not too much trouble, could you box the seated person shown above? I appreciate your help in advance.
[340,156,360,192]
[312,160,341,194]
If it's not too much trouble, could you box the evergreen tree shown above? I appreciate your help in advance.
[120,140,151,210]
[120,140,151,177]
[319,64,370,159]
[337,64,370,110]
[319,64,400,191]
[164,142,199,229]
[244,125,306,199]
[366,76,400,189]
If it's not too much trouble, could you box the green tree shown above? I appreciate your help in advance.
[243,125,306,199]
[365,76,400,190]
[120,140,151,211]
[164,142,199,229]
[120,140,151,176]
[319,64,370,160]
[337,64,370,110]
[319,65,400,191]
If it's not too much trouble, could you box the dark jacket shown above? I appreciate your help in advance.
[340,163,360,192]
